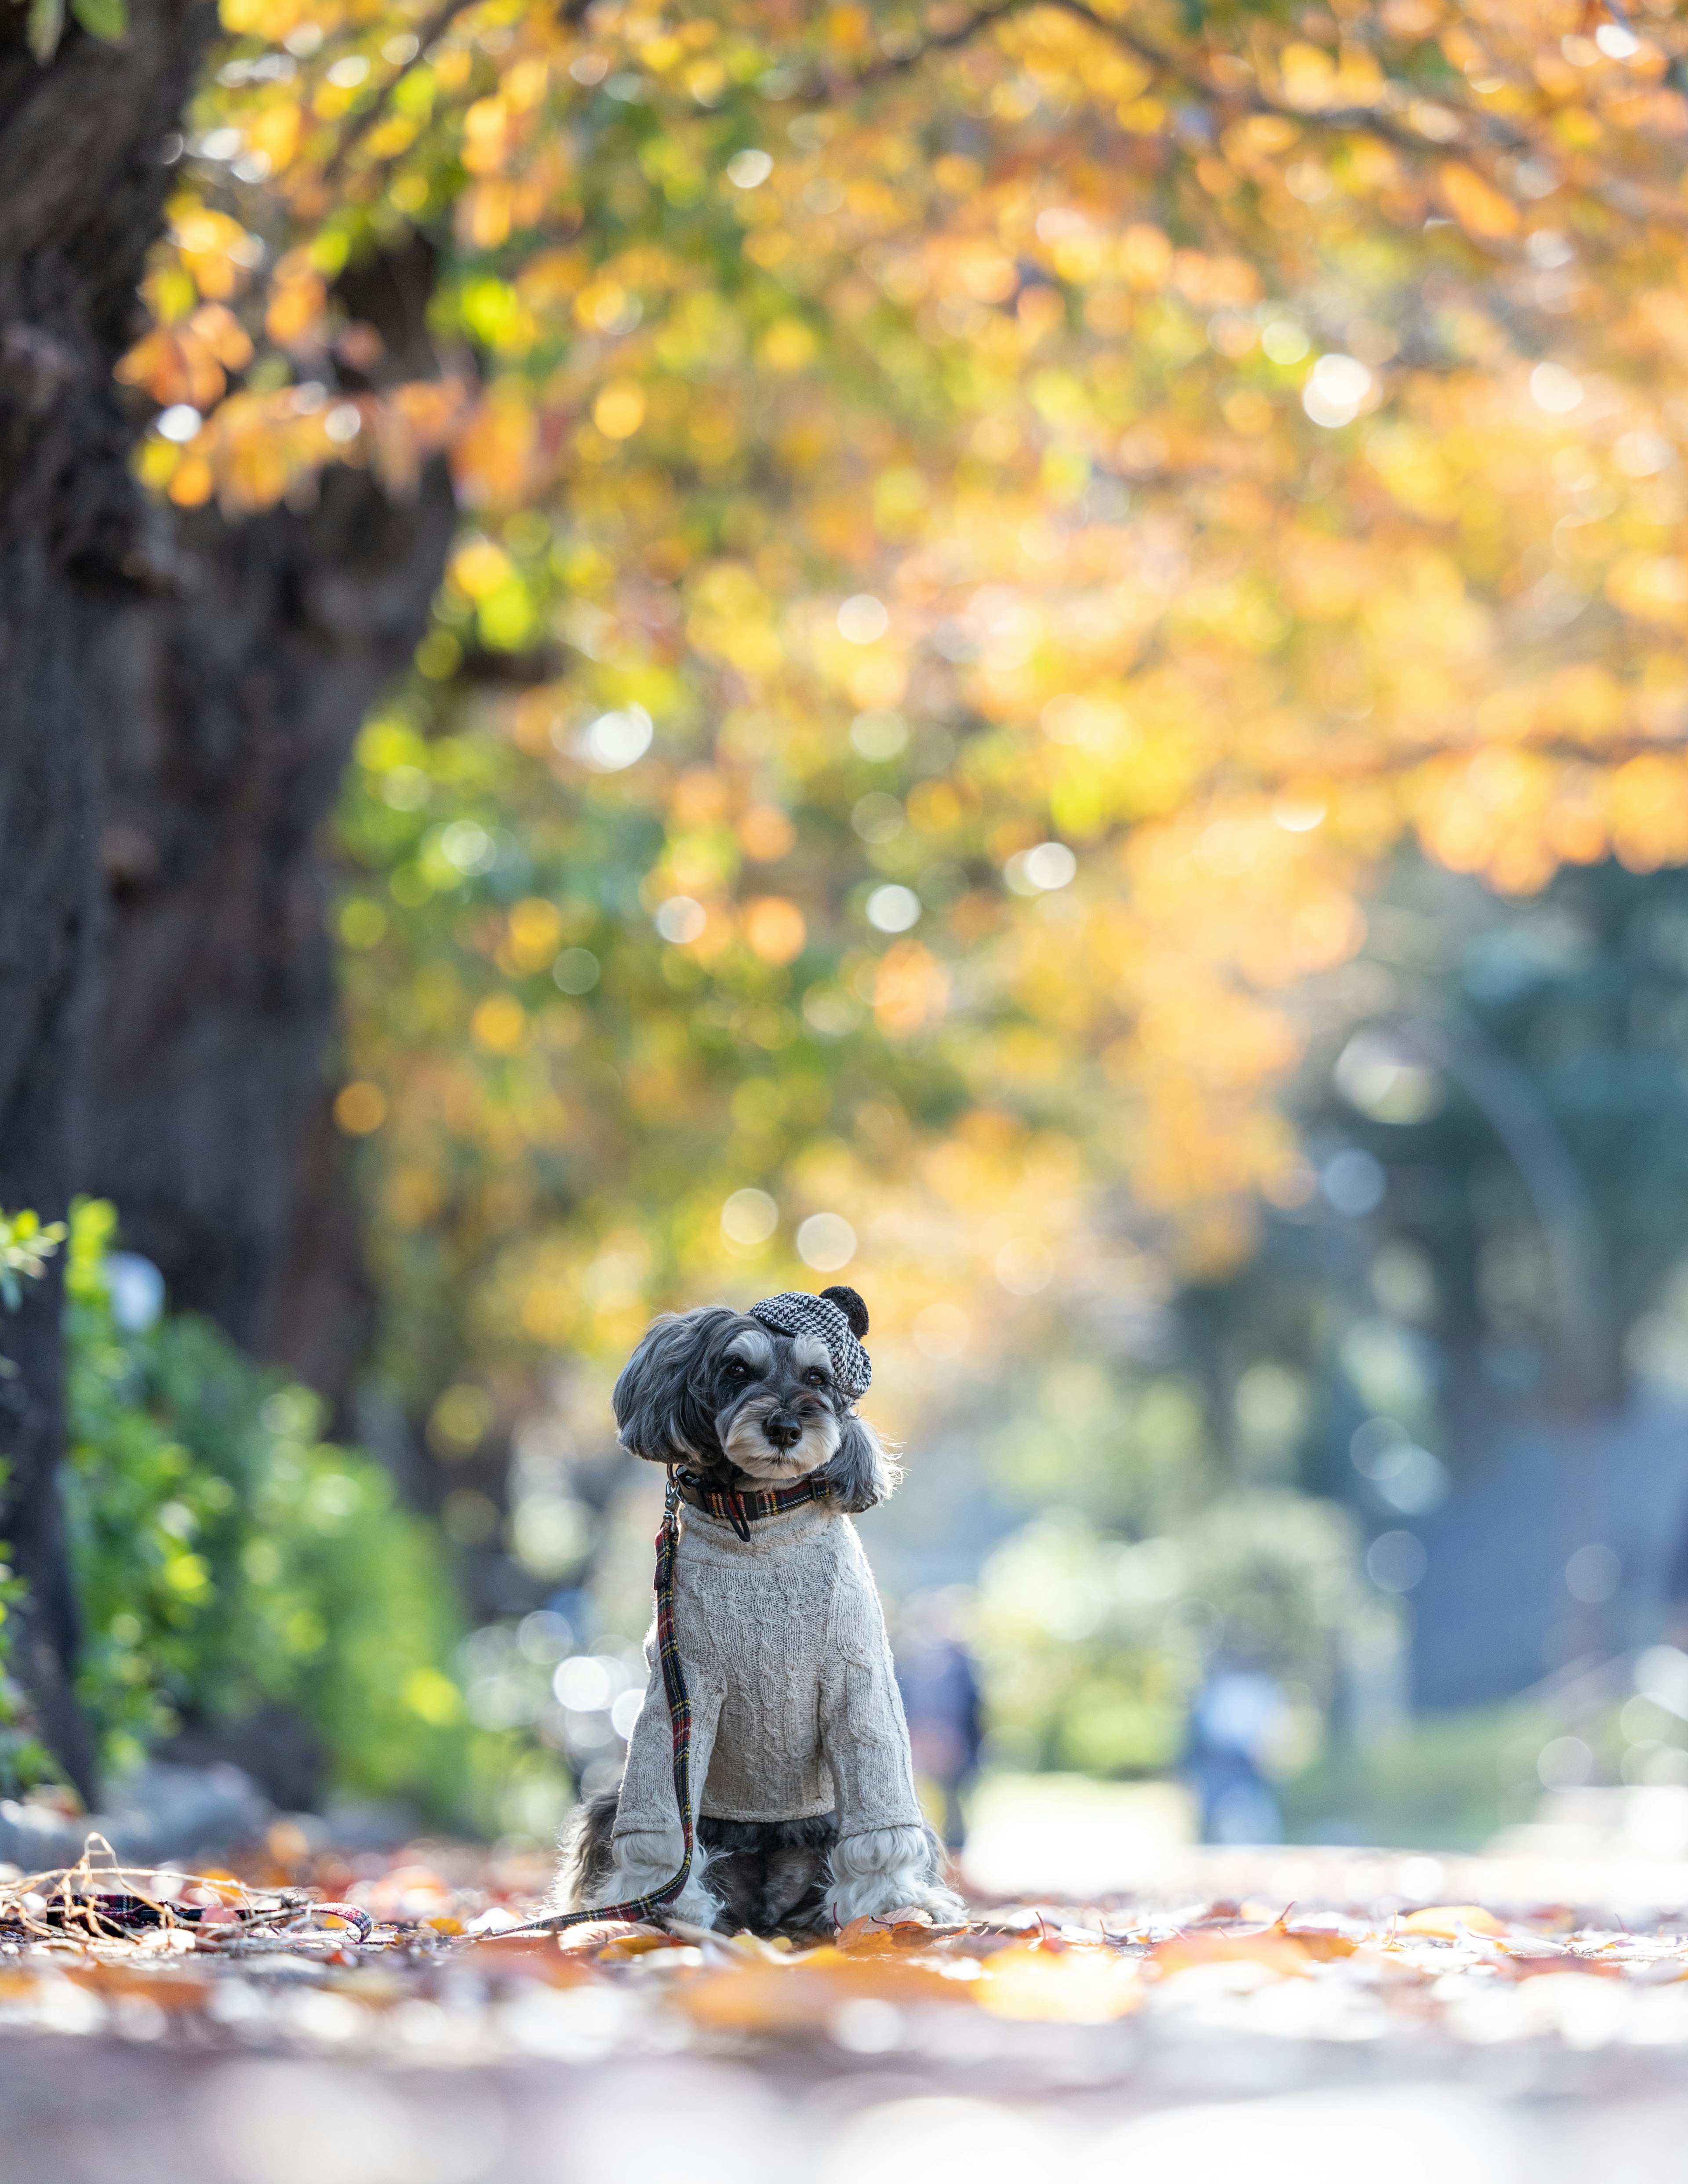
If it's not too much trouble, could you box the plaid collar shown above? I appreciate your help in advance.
[673,1468,826,1540]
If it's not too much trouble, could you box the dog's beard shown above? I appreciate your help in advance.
[719,1395,841,1485]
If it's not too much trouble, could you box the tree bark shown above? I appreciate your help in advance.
[85,456,456,1400]
[0,18,454,1787]
[0,0,216,1799]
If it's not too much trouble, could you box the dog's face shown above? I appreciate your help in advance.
[612,1305,898,1513]
[712,1318,842,1485]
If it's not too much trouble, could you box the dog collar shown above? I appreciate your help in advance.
[673,1468,826,1541]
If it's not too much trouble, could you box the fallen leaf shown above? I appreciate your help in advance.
[1150,1929,1314,1980]
[837,1914,947,1955]
[675,1948,970,2032]
[1283,1927,1361,1962]
[1401,1905,1505,1940]
[977,1942,1143,2022]
[553,1919,662,1953]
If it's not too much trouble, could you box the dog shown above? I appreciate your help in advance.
[553,1285,966,1938]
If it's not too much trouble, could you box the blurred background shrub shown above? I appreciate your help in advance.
[0,1201,488,1819]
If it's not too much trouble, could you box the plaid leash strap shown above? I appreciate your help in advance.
[492,1470,823,1937]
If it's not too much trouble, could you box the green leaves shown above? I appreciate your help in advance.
[70,0,127,40]
[0,1210,67,1314]
[22,0,127,62]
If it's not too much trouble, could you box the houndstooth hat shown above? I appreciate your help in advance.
[749,1285,872,1399]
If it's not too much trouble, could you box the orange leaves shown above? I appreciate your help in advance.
[873,941,950,1039]
[742,898,807,965]
[975,1939,1143,2020]
[1150,1926,1316,1978]
[452,383,538,511]
[166,0,1688,1426]
[836,1912,954,1951]
[266,249,328,349]
[1437,161,1521,240]
[146,378,467,516]
[674,1943,972,2034]
[1607,756,1688,873]
[1415,743,1688,891]
[117,304,252,410]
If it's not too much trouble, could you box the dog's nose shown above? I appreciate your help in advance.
[763,1414,803,1450]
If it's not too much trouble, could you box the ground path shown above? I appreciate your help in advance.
[6,1834,1688,2182]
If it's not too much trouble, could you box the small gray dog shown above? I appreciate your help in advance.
[555,1285,964,1937]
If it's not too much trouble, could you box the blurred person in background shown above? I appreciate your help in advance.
[894,1590,982,1852]
[1184,1661,1291,1845]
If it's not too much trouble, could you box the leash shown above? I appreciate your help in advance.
[488,1468,823,1938]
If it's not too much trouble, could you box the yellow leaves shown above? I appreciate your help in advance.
[1277,44,1342,111]
[451,535,515,600]
[1364,422,1460,523]
[458,182,515,251]
[1401,1905,1505,1940]
[472,994,528,1055]
[401,1665,464,1726]
[171,0,1688,1407]
[1281,535,1374,620]
[244,101,302,174]
[506,899,564,970]
[517,250,587,313]
[169,204,261,301]
[1437,161,1521,240]
[957,250,1018,305]
[1415,750,1601,894]
[462,95,512,176]
[335,1082,388,1136]
[593,382,647,440]
[977,1940,1143,2021]
[1607,554,1688,626]
[757,319,818,373]
[1118,224,1171,288]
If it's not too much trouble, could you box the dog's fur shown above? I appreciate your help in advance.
[608,1302,898,1509]
[566,1788,841,1937]
[552,1299,964,1937]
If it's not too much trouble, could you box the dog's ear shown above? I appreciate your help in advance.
[612,1307,738,1465]
[817,1410,901,1514]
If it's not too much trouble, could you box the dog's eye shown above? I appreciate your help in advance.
[803,1367,829,1388]
[725,1357,751,1379]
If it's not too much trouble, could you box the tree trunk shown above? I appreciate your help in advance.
[0,17,453,1788]
[0,0,216,1799]
[86,455,456,1405]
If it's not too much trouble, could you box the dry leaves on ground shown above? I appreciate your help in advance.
[6,1831,1688,2064]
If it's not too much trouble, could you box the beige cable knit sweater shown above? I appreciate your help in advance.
[611,1494,925,1854]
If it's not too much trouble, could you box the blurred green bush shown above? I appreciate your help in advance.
[1,1200,488,1818]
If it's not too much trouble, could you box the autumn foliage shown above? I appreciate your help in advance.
[111,0,1688,1433]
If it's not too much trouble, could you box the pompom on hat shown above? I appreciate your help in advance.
[749,1284,872,1399]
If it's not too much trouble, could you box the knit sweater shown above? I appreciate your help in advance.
[612,1494,925,1852]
